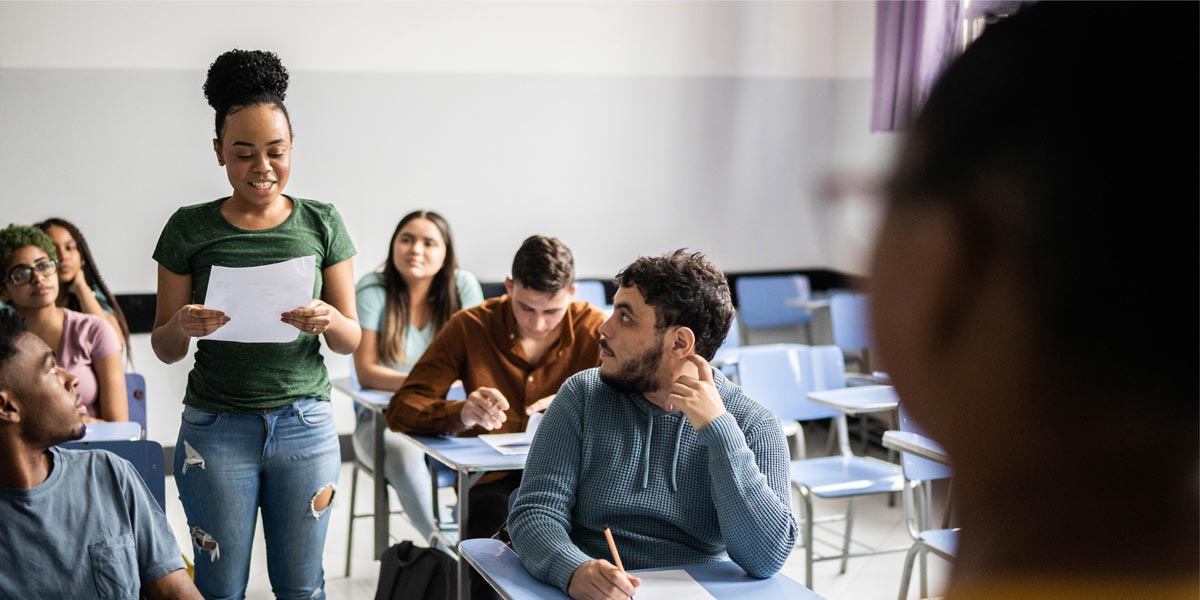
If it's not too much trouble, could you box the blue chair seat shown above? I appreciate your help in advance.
[790,456,904,499]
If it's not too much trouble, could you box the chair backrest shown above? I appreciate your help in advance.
[732,344,844,422]
[124,372,147,439]
[829,291,872,351]
[897,404,953,482]
[61,439,166,510]
[735,274,813,328]
[574,280,607,308]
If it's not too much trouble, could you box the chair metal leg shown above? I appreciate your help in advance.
[839,498,856,574]
[916,483,929,598]
[344,465,359,578]
[897,541,923,600]
[802,488,815,589]
[791,421,806,460]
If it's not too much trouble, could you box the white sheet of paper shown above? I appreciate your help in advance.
[480,413,545,455]
[201,256,316,343]
[525,411,544,440]
[479,433,531,455]
[632,570,715,600]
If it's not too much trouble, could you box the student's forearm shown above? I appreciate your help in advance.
[358,363,407,391]
[96,354,129,422]
[151,313,190,364]
[322,310,360,354]
[700,413,797,578]
[508,385,594,592]
[508,510,593,592]
[144,569,203,600]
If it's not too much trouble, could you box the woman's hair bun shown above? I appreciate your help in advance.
[203,49,289,112]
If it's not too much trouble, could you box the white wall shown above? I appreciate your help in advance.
[0,1,896,446]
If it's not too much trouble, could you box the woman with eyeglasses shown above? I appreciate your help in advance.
[0,224,128,422]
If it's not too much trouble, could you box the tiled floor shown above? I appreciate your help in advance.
[163,425,952,599]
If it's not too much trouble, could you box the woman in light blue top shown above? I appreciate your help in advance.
[352,210,483,542]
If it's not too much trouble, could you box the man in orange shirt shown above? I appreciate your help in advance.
[387,235,605,555]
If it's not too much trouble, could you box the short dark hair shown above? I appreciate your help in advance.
[0,309,26,379]
[511,236,575,293]
[890,2,1197,411]
[614,250,733,361]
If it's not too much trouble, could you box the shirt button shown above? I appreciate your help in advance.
[527,375,534,382]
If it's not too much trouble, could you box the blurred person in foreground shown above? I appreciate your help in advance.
[869,2,1198,599]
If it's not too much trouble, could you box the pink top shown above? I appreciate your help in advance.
[59,309,121,418]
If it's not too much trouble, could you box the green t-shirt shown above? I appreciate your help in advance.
[153,196,356,411]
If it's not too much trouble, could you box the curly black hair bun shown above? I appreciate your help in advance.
[203,49,289,112]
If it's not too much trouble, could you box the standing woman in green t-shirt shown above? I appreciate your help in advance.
[150,49,360,599]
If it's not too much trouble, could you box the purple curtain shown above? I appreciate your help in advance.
[871,0,961,132]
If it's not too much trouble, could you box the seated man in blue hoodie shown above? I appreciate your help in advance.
[508,250,797,599]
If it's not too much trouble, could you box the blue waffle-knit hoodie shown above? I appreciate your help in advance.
[508,366,798,592]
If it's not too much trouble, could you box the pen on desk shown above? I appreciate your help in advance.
[603,527,625,572]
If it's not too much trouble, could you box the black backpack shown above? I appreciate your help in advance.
[374,541,455,600]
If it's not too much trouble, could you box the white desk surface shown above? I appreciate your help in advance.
[81,421,142,442]
[882,430,950,465]
[459,538,823,600]
[807,385,898,416]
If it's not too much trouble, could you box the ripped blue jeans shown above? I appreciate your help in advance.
[175,398,341,600]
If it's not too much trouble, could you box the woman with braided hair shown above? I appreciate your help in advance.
[151,49,360,599]
[37,217,132,362]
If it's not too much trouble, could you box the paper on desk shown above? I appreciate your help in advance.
[633,570,715,599]
[479,412,545,455]
[201,256,316,343]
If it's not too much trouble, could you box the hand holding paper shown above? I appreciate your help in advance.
[178,304,229,338]
[201,256,316,343]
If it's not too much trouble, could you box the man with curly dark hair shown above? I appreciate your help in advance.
[508,250,797,599]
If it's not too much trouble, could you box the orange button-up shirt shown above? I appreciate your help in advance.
[386,295,605,436]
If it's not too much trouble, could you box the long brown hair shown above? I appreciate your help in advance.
[36,218,132,363]
[378,211,460,365]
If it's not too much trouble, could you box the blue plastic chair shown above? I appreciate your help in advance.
[735,274,815,345]
[61,439,165,510]
[731,346,905,589]
[124,372,147,439]
[711,312,742,372]
[829,292,871,353]
[895,405,957,600]
[574,280,607,309]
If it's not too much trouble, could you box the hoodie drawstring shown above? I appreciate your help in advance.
[641,407,689,492]
[670,417,686,492]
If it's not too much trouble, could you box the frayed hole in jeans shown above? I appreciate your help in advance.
[308,483,336,519]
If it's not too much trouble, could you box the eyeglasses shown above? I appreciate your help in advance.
[5,259,57,286]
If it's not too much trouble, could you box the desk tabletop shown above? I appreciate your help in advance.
[81,421,142,442]
[331,376,391,411]
[808,385,898,415]
[460,538,821,600]
[402,433,527,473]
[882,430,950,465]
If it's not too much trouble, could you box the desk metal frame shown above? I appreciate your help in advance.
[401,434,526,600]
[331,377,394,559]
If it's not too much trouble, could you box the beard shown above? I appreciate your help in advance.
[600,343,664,395]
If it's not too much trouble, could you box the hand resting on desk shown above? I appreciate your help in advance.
[568,559,640,600]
